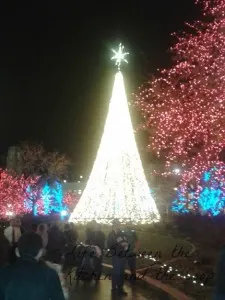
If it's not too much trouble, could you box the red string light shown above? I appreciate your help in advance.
[63,191,80,213]
[135,0,225,187]
[0,170,37,218]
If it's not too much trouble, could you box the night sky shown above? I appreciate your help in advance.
[0,1,200,175]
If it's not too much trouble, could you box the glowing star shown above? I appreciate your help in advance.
[111,43,129,69]
[69,51,160,225]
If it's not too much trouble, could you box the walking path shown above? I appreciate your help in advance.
[136,241,196,277]
[67,237,195,300]
[69,278,169,300]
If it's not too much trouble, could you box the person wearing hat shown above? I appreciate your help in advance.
[107,219,128,296]
[123,222,139,283]
[0,232,65,300]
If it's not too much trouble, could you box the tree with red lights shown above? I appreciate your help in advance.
[0,169,37,218]
[136,0,225,182]
[136,0,225,214]
[63,191,80,212]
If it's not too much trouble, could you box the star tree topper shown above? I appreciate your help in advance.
[111,43,129,70]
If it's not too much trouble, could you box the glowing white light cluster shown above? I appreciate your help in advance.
[60,210,68,217]
[69,67,160,224]
[111,43,129,69]
[6,211,13,216]
[173,168,181,175]
[6,204,13,216]
[136,254,205,287]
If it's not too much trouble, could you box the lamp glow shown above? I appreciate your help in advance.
[60,210,68,217]
[173,168,181,175]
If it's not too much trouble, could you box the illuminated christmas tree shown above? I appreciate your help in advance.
[69,44,160,224]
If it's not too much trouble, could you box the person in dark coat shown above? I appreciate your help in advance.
[69,222,78,242]
[0,232,65,300]
[63,224,77,271]
[124,223,139,283]
[31,223,38,232]
[46,224,65,264]
[85,227,93,244]
[91,222,105,281]
[92,222,105,250]
[215,245,225,299]
[64,224,77,248]
[107,219,128,296]
[0,233,9,267]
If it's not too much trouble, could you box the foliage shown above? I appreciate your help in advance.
[173,213,225,250]
[20,142,70,179]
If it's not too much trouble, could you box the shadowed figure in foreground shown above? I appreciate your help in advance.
[0,232,9,267]
[0,232,65,300]
[107,219,128,296]
[215,245,225,300]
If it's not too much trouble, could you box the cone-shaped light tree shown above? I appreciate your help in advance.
[69,44,160,224]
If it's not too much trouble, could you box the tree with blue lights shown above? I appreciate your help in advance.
[41,183,52,215]
[172,163,225,216]
[50,181,64,214]
[24,180,66,216]
[19,143,70,216]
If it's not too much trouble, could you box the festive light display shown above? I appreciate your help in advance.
[135,0,225,213]
[63,191,80,212]
[111,43,129,69]
[41,183,52,215]
[136,0,225,183]
[135,253,206,288]
[24,181,45,215]
[25,181,67,216]
[105,246,207,287]
[0,170,37,218]
[69,44,160,224]
[172,162,225,215]
[51,181,64,213]
[0,169,72,218]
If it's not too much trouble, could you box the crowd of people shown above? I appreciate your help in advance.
[0,216,139,299]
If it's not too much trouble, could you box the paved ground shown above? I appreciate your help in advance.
[68,278,170,300]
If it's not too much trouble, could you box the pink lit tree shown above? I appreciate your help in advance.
[136,0,225,214]
[63,191,80,213]
[136,0,225,181]
[0,169,38,218]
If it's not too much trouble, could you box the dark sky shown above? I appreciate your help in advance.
[0,1,200,175]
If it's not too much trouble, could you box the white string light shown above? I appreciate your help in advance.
[136,253,205,287]
[69,61,160,224]
[105,249,205,287]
